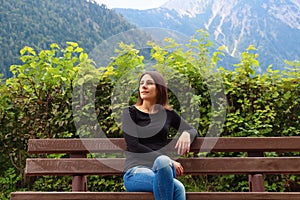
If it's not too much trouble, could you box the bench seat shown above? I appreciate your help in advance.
[10,192,300,200]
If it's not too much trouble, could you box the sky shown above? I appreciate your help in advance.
[94,0,169,10]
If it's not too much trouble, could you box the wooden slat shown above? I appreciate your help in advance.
[181,157,300,174]
[193,137,300,152]
[27,138,127,154]
[28,137,300,154]
[26,158,124,176]
[25,157,300,176]
[10,192,300,200]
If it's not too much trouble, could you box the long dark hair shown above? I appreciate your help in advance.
[135,71,171,109]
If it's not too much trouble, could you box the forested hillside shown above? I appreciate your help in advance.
[0,0,134,78]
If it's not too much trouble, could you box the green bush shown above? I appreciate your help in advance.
[0,168,22,200]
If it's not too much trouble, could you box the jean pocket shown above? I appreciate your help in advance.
[124,167,136,179]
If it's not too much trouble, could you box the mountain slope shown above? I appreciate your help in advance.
[116,0,300,70]
[0,0,134,78]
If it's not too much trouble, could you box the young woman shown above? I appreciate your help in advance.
[122,71,198,200]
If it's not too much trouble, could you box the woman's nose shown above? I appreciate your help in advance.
[142,85,147,89]
[141,83,147,88]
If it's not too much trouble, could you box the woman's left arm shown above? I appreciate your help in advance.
[175,131,192,155]
[171,111,198,156]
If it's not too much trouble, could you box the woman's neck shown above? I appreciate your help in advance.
[138,101,157,113]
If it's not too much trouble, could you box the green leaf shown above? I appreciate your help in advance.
[50,43,59,49]
[79,53,88,62]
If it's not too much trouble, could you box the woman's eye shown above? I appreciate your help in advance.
[140,81,154,85]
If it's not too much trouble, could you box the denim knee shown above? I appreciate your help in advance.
[153,155,172,171]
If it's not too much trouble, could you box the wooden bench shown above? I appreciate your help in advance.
[10,137,300,200]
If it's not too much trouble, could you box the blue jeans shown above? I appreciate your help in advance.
[123,155,186,200]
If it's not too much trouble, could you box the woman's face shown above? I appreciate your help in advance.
[139,74,157,102]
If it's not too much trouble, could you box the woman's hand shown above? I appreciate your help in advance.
[172,160,184,177]
[175,131,190,156]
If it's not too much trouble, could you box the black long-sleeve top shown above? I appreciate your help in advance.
[122,105,198,172]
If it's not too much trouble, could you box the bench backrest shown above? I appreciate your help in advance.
[25,137,300,192]
[26,137,300,175]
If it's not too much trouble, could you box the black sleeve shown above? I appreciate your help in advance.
[170,110,198,142]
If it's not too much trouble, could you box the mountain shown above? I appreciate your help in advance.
[0,0,134,78]
[115,0,300,71]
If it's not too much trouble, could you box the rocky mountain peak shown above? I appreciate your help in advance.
[161,0,212,17]
[161,0,300,29]
[268,0,300,29]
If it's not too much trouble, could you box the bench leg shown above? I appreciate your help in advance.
[249,174,265,192]
[70,154,88,191]
[247,152,265,192]
[72,175,87,191]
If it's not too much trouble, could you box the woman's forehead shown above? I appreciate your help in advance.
[141,74,154,81]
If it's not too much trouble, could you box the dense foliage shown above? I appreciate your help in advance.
[0,30,300,199]
[0,0,134,78]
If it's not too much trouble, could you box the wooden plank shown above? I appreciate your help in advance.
[180,157,300,174]
[27,137,300,154]
[27,138,127,154]
[25,157,300,176]
[193,137,300,152]
[26,158,124,176]
[10,192,300,200]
